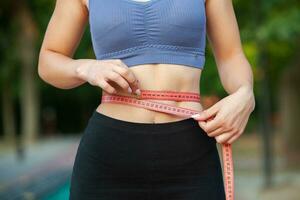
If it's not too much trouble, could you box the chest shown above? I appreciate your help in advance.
[88,0,206,38]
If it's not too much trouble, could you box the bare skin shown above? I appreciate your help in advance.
[38,0,255,144]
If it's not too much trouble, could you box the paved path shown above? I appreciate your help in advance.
[0,136,80,200]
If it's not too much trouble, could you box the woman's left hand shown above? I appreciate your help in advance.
[191,86,255,144]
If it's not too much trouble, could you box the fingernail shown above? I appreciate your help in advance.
[135,89,141,95]
[128,87,132,93]
[191,113,201,119]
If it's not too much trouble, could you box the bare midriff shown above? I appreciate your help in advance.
[96,63,204,124]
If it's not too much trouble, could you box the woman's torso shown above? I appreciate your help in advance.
[83,0,205,123]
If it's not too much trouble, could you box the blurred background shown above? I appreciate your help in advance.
[0,0,299,199]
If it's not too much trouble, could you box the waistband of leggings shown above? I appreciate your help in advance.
[90,110,202,134]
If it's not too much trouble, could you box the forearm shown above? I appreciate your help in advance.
[38,49,92,89]
[215,51,255,111]
[216,51,254,95]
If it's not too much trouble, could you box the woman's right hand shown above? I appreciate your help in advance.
[75,59,141,95]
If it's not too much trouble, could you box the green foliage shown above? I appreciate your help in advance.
[257,7,300,41]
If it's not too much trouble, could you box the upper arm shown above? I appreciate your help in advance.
[205,0,243,62]
[40,0,89,57]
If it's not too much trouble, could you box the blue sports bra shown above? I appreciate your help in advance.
[88,0,207,69]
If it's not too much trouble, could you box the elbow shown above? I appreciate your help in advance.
[38,64,47,84]
[37,58,78,90]
[38,62,70,90]
[38,53,49,83]
[37,51,65,89]
[38,53,55,87]
[216,47,245,65]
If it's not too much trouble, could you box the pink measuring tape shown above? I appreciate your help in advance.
[101,89,234,200]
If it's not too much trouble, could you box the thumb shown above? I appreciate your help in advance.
[191,103,220,121]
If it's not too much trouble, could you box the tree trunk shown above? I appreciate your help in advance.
[279,64,300,168]
[17,3,40,146]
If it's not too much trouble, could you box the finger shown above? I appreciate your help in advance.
[196,120,207,132]
[113,61,141,95]
[206,126,227,137]
[201,113,226,133]
[227,133,241,144]
[227,122,247,144]
[98,79,116,94]
[215,131,234,144]
[106,71,132,92]
[191,103,220,121]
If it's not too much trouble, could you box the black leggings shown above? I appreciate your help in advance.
[69,110,226,200]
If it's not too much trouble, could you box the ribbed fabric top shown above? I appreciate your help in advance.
[88,0,207,69]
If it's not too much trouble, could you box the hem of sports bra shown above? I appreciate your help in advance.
[97,44,205,58]
[97,50,205,69]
